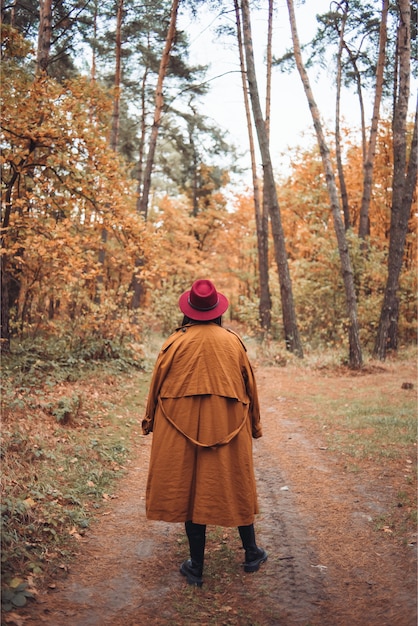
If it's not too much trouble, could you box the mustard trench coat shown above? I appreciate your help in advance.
[142,323,262,527]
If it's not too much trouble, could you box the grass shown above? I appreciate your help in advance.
[1,347,151,611]
[314,396,416,460]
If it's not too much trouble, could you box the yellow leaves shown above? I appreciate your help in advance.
[1,24,33,60]
[23,497,37,509]
[69,526,83,540]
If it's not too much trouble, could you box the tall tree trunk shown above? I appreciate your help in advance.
[36,0,52,75]
[374,1,414,359]
[358,0,388,240]
[234,0,271,332]
[138,0,180,219]
[286,0,362,368]
[259,0,274,331]
[1,169,18,352]
[91,0,98,82]
[10,0,17,26]
[335,1,350,230]
[110,0,124,151]
[135,66,149,201]
[265,0,273,141]
[241,0,303,357]
[98,0,124,304]
[343,43,367,162]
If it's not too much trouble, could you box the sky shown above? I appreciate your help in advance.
[176,0,413,183]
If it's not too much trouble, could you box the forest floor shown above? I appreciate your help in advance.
[6,351,418,626]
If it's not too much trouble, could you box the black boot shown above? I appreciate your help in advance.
[181,521,206,586]
[180,559,203,587]
[238,524,268,573]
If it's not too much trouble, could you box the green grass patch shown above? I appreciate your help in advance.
[317,397,416,460]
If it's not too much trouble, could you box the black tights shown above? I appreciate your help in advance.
[185,520,257,565]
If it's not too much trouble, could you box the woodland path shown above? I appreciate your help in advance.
[21,362,417,625]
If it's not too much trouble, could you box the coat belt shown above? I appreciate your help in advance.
[158,397,248,448]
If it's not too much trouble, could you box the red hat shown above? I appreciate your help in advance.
[179,279,229,321]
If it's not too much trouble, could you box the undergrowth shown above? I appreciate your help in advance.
[1,335,151,612]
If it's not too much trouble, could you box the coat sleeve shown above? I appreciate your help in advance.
[141,356,161,434]
[141,336,176,435]
[242,356,262,439]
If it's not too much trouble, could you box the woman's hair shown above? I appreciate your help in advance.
[182,315,222,326]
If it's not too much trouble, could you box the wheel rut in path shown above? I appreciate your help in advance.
[253,439,325,624]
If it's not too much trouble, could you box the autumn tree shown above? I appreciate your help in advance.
[36,0,52,74]
[358,0,389,239]
[234,0,271,332]
[315,1,389,236]
[334,0,350,229]
[0,31,148,351]
[137,0,180,219]
[2,0,84,80]
[278,1,399,237]
[286,0,362,368]
[240,0,303,356]
[374,0,417,359]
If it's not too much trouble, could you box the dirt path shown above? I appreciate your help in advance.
[20,363,417,625]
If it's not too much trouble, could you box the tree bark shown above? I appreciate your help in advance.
[241,0,303,356]
[234,0,271,332]
[36,0,53,75]
[110,0,124,151]
[342,42,367,162]
[259,0,274,331]
[265,0,273,142]
[1,169,18,352]
[374,1,414,359]
[98,0,124,304]
[335,1,350,230]
[286,0,362,368]
[138,0,180,219]
[91,0,98,82]
[135,66,149,202]
[358,0,388,240]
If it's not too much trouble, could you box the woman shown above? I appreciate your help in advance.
[142,279,267,587]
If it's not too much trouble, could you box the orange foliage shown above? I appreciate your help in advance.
[1,34,150,344]
[1,27,415,349]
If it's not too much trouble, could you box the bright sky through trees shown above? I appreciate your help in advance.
[178,1,414,177]
[178,2,346,163]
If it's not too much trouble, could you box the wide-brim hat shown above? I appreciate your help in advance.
[179,279,229,321]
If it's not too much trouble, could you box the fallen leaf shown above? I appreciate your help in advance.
[69,526,82,540]
[23,497,36,509]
